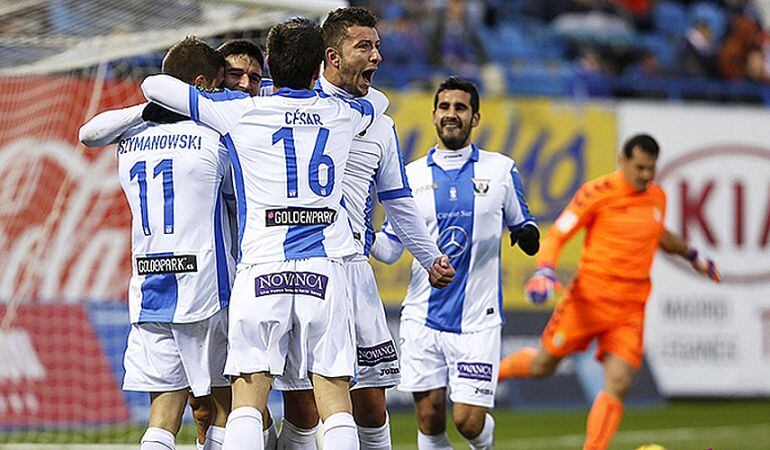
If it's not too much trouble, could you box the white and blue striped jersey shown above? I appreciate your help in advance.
[117,120,235,324]
[379,144,536,333]
[316,77,412,257]
[259,78,275,97]
[141,75,387,265]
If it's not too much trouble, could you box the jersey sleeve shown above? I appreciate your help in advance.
[536,180,601,267]
[370,218,406,264]
[381,196,440,269]
[141,74,252,134]
[503,161,537,230]
[79,103,146,147]
[375,122,412,201]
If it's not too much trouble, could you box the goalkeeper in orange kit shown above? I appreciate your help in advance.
[498,134,719,450]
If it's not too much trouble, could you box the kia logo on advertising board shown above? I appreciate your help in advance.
[657,145,770,284]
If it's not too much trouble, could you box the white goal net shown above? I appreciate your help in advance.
[0,0,343,443]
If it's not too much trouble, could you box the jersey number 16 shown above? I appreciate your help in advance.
[273,127,334,198]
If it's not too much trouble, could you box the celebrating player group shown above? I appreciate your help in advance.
[79,5,720,450]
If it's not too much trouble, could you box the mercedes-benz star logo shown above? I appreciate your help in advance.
[438,226,469,258]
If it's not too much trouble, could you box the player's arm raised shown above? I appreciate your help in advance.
[524,183,596,304]
[141,73,251,135]
[79,103,146,147]
[659,229,720,282]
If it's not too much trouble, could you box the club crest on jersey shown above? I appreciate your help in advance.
[254,271,328,299]
[449,186,458,201]
[457,362,493,382]
[472,178,490,195]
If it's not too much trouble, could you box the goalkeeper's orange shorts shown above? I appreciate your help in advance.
[540,279,646,369]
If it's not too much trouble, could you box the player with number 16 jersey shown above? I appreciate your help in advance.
[140,34,387,387]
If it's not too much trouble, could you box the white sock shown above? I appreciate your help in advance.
[205,425,226,450]
[197,438,205,450]
[417,431,452,450]
[264,419,278,450]
[140,427,175,450]
[322,412,359,450]
[223,407,263,450]
[357,412,391,450]
[468,413,494,450]
[277,419,318,450]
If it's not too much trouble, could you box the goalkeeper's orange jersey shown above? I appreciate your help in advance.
[537,170,667,303]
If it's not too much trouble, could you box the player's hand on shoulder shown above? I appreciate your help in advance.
[429,255,455,289]
[510,223,540,256]
[686,248,721,283]
[524,265,560,305]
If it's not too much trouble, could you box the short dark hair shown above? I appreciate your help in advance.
[266,18,324,90]
[217,39,264,69]
[433,76,480,115]
[623,134,660,159]
[322,7,378,51]
[162,36,224,84]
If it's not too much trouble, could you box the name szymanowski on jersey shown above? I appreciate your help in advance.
[140,75,387,264]
[382,145,536,333]
[117,120,235,324]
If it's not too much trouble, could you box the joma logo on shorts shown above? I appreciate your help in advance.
[457,362,493,382]
[254,271,328,299]
[379,367,400,376]
[475,387,493,396]
[357,341,397,367]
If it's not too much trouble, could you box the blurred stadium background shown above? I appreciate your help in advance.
[1,0,770,448]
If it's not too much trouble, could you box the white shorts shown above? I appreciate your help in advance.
[398,319,500,408]
[274,259,399,391]
[224,258,355,380]
[123,308,229,397]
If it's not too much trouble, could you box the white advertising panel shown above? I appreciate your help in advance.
[619,101,770,396]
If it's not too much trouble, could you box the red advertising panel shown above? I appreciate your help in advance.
[0,305,130,425]
[0,77,142,303]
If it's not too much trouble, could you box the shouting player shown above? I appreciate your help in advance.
[371,76,539,450]
[80,37,234,450]
[498,134,720,450]
[140,18,390,450]
[274,8,455,450]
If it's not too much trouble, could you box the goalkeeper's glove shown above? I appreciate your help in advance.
[524,265,561,305]
[685,248,721,283]
[510,224,540,256]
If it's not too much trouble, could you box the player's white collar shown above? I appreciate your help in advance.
[429,144,477,171]
[319,75,355,99]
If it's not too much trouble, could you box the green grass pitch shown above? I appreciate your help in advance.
[2,400,769,449]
